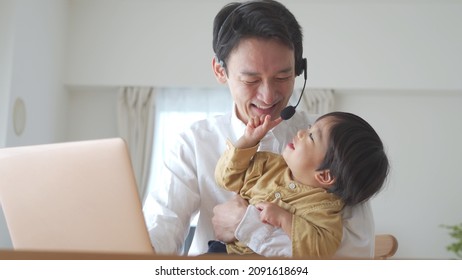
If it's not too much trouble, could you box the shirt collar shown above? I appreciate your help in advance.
[231,104,246,143]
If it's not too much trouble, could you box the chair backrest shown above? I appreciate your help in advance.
[374,234,398,259]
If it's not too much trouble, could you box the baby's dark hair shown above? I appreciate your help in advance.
[316,112,389,206]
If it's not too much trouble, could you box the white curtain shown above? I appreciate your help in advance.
[293,88,335,115]
[117,86,155,202]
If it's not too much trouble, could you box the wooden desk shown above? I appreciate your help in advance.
[0,249,268,260]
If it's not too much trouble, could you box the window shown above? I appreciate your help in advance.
[146,87,232,206]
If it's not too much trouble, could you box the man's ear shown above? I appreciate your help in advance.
[315,170,335,188]
[212,56,227,84]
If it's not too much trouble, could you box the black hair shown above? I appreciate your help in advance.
[316,112,390,206]
[213,0,304,76]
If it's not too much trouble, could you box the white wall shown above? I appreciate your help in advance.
[3,0,69,147]
[0,0,14,148]
[67,86,119,141]
[65,0,462,90]
[1,0,461,259]
[65,0,223,88]
[297,1,462,90]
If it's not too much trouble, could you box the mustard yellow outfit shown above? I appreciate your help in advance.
[215,140,344,258]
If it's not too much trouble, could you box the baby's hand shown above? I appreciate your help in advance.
[234,115,282,149]
[256,201,292,237]
[244,115,282,145]
[256,201,288,228]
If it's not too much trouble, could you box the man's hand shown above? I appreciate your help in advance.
[212,195,249,242]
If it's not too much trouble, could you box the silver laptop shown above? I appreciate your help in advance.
[0,138,154,255]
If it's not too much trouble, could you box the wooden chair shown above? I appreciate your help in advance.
[374,234,398,259]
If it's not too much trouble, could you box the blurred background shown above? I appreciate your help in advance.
[1,0,461,259]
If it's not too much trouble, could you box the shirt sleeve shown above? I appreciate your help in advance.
[143,132,201,255]
[235,205,292,257]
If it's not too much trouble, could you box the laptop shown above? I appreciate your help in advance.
[0,138,154,255]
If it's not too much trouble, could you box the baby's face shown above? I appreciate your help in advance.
[282,117,333,186]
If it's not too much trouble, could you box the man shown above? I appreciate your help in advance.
[143,0,374,258]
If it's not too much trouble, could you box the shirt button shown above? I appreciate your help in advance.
[275,192,281,199]
[289,182,296,189]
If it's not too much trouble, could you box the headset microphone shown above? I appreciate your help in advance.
[280,58,307,120]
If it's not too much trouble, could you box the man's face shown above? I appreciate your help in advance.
[216,37,296,123]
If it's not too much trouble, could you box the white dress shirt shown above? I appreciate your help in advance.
[143,106,375,257]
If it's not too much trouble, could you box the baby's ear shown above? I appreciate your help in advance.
[315,170,335,188]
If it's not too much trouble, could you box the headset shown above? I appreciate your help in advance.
[280,58,307,120]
